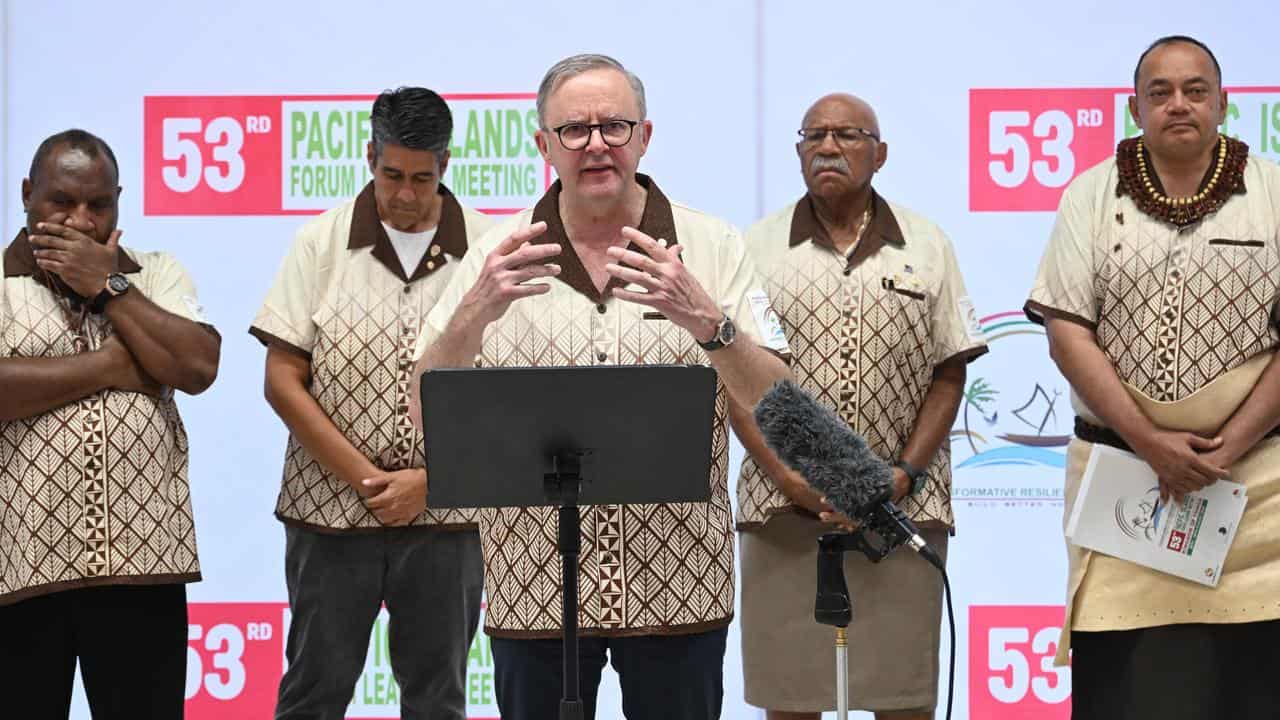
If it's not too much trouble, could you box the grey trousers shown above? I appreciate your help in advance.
[274,524,483,720]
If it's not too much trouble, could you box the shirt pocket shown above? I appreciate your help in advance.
[1200,236,1276,289]
[878,273,934,359]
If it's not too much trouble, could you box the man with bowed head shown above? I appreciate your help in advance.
[252,87,491,719]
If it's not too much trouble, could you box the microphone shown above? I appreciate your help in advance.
[753,379,943,569]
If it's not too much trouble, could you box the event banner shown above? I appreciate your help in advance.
[968,606,1070,720]
[142,93,551,216]
[184,604,498,719]
[970,86,1280,210]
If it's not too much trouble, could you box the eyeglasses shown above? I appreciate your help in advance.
[797,126,880,147]
[549,120,640,150]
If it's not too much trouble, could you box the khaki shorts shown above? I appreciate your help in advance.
[739,511,949,713]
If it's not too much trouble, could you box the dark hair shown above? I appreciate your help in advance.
[1133,35,1222,90]
[369,87,453,158]
[28,129,119,185]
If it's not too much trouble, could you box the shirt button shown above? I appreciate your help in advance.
[426,261,436,271]
[596,303,607,314]
[597,351,608,362]
[843,267,853,276]
[402,285,412,294]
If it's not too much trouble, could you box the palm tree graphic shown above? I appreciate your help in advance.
[960,377,998,456]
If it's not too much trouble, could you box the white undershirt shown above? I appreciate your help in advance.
[381,222,438,276]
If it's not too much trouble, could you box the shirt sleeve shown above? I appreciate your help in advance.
[1025,171,1100,327]
[138,251,215,329]
[930,235,988,365]
[716,224,791,355]
[249,226,324,356]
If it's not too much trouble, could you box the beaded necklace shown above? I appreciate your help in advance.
[1115,134,1249,227]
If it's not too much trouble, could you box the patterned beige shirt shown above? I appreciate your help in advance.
[415,175,790,638]
[1026,154,1280,402]
[1,231,209,606]
[251,183,493,532]
[738,193,988,530]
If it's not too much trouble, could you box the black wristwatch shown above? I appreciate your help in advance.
[697,315,737,351]
[90,273,131,313]
[896,459,927,495]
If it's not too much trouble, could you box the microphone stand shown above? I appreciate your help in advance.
[545,450,591,720]
[816,523,954,720]
[815,531,880,720]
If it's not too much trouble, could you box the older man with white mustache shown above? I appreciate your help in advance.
[729,93,988,720]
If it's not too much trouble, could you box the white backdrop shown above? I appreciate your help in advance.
[3,1,1278,717]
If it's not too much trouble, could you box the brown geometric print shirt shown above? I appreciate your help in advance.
[415,176,791,638]
[1026,155,1280,402]
[251,184,493,532]
[738,194,988,531]
[1,231,209,606]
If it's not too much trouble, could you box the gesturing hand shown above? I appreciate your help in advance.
[362,469,428,526]
[605,227,722,343]
[460,222,561,327]
[30,220,121,299]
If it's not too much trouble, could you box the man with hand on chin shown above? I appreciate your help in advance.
[413,53,791,720]
[0,129,219,719]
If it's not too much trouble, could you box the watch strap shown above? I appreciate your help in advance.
[896,459,927,495]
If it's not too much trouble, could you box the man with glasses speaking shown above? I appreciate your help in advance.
[411,54,791,719]
[730,94,987,720]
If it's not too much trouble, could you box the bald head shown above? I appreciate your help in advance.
[802,93,880,139]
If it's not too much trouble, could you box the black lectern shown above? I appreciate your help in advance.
[420,364,717,719]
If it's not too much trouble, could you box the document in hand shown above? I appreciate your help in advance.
[1065,444,1248,587]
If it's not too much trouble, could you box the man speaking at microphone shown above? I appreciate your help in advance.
[411,54,791,720]
[731,93,987,720]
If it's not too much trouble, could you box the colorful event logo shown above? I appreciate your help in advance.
[144,93,550,216]
[951,311,1069,505]
[970,86,1280,211]
[953,311,1066,471]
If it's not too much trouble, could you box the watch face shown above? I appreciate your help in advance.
[108,275,130,293]
[720,318,736,344]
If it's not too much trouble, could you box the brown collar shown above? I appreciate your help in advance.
[530,173,679,302]
[347,182,471,282]
[4,227,143,288]
[1115,135,1249,227]
[789,190,905,268]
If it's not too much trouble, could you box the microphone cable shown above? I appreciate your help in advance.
[939,565,955,720]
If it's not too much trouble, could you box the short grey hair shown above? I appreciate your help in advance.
[536,53,647,128]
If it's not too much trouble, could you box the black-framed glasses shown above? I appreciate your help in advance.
[550,120,640,150]
[797,126,880,147]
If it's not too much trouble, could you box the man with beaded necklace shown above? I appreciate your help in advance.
[1026,35,1280,718]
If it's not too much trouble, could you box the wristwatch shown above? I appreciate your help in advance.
[697,314,737,351]
[90,272,131,313]
[895,459,927,495]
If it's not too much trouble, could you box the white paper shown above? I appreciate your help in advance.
[1065,445,1248,587]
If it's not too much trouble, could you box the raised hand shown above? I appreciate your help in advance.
[605,226,722,343]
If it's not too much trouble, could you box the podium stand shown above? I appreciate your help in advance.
[420,365,717,719]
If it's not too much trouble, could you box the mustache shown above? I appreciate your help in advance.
[809,155,850,175]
